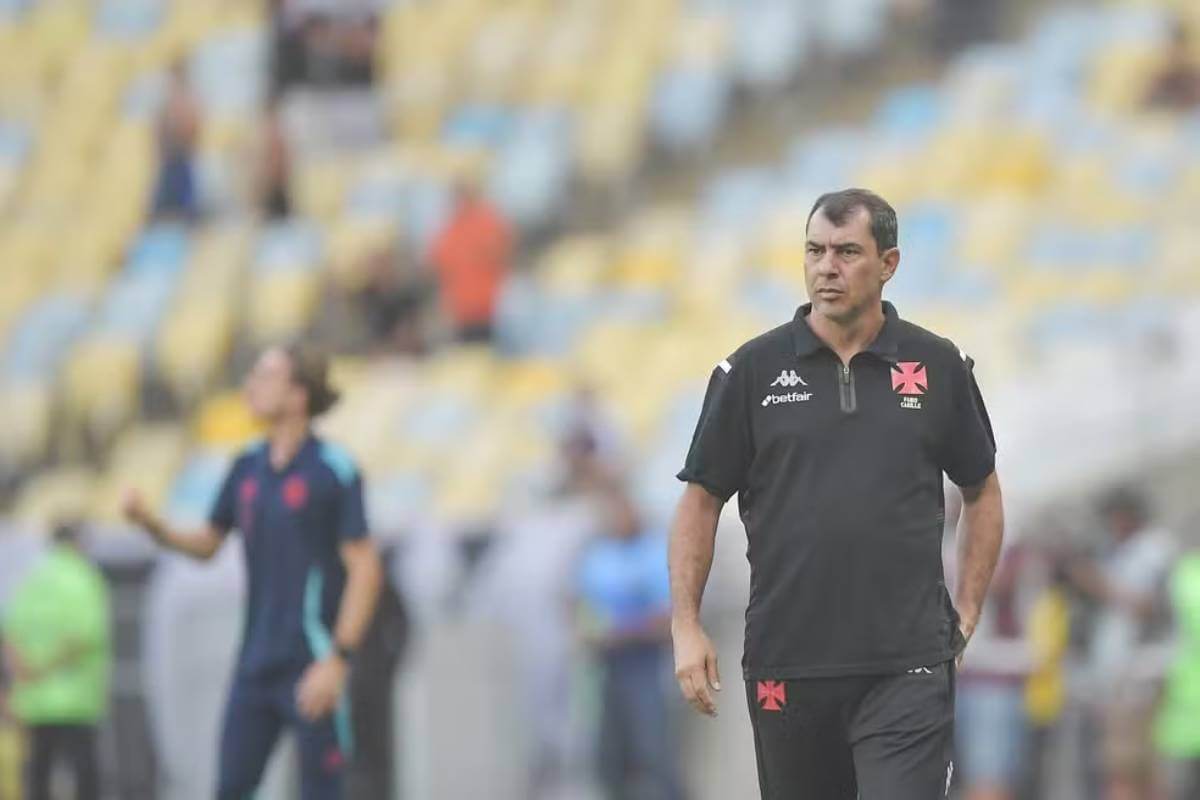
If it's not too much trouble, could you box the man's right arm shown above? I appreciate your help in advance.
[669,482,724,717]
[122,489,224,562]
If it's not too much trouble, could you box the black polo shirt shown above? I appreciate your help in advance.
[678,301,996,679]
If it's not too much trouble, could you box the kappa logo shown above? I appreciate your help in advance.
[770,369,808,388]
[906,666,935,675]
[756,680,786,712]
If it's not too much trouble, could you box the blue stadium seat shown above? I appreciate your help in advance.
[166,450,231,526]
[442,104,514,150]
[875,85,944,144]
[254,219,322,274]
[95,271,177,345]
[4,293,92,382]
[731,0,806,89]
[190,29,268,117]
[96,0,165,41]
[651,67,731,153]
[488,110,572,230]
[128,222,191,277]
[701,167,778,234]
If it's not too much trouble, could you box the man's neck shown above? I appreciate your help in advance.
[807,301,886,366]
[268,416,311,470]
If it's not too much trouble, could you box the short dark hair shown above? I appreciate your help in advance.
[806,188,899,254]
[284,342,340,417]
[1099,486,1149,526]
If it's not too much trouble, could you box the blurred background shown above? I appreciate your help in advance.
[0,0,1199,798]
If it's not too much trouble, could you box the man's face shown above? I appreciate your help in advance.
[804,207,898,323]
[243,348,304,422]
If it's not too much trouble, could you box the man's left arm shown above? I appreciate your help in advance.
[332,538,385,657]
[941,350,1003,658]
[297,538,383,721]
[297,465,383,721]
[955,471,1005,650]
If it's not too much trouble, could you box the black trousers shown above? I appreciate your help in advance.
[746,661,956,799]
[24,724,99,800]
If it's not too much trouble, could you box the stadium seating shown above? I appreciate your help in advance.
[2,0,1199,533]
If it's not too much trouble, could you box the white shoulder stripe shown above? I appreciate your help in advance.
[717,359,732,374]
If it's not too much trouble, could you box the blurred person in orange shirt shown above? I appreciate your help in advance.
[429,180,513,344]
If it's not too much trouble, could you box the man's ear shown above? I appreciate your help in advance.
[880,247,900,284]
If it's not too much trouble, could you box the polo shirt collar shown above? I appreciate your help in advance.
[791,301,901,362]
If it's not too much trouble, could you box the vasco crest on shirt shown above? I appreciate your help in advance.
[891,361,927,410]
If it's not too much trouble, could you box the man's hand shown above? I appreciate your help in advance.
[121,488,151,527]
[296,656,348,721]
[672,619,721,717]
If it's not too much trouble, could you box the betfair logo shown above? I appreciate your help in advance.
[769,370,807,388]
[762,392,812,407]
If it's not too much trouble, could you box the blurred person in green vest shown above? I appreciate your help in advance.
[2,521,110,800]
[1155,545,1200,800]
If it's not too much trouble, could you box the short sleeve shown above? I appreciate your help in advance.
[320,443,369,541]
[676,357,753,502]
[207,460,241,535]
[940,352,997,488]
[336,472,369,542]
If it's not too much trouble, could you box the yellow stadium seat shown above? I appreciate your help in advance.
[424,345,499,393]
[577,104,641,186]
[189,224,252,283]
[538,235,611,294]
[981,130,1050,194]
[326,216,398,292]
[246,271,320,344]
[432,473,501,527]
[494,358,569,408]
[958,195,1031,267]
[1089,43,1158,114]
[0,383,53,466]
[294,159,353,223]
[92,423,187,523]
[193,391,264,450]
[27,2,92,84]
[14,467,98,527]
[610,208,690,287]
[157,301,236,402]
[62,335,142,442]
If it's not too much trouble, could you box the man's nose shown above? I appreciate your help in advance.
[816,251,838,276]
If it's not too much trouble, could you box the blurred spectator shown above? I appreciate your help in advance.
[354,244,431,357]
[1153,534,1200,800]
[270,0,379,94]
[575,482,683,800]
[1022,559,1072,800]
[1067,488,1175,800]
[429,181,513,344]
[149,61,201,222]
[955,543,1040,800]
[1,522,111,800]
[258,101,293,220]
[1144,20,1200,111]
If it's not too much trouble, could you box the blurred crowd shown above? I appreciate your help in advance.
[949,487,1200,800]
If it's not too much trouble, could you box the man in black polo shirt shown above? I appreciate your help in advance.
[670,188,1005,799]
